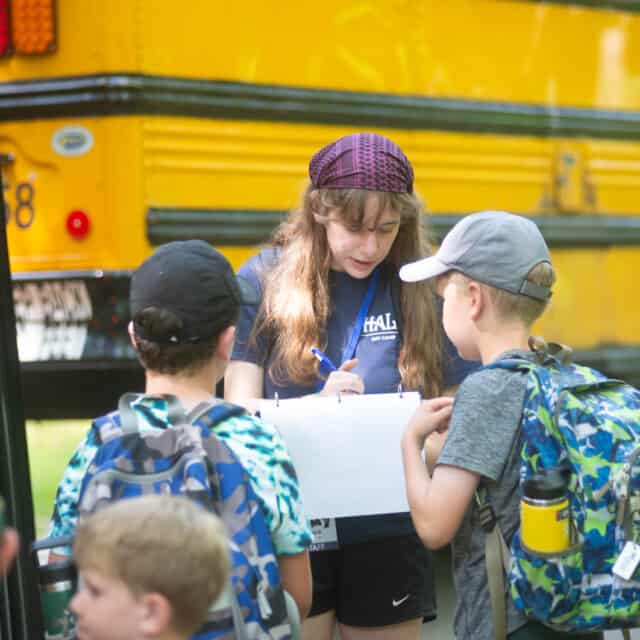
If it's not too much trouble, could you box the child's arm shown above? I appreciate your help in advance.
[0,528,19,575]
[424,430,447,475]
[423,384,458,473]
[224,360,264,414]
[47,428,99,561]
[402,398,480,549]
[277,551,312,620]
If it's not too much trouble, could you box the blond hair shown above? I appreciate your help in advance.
[73,495,229,637]
[450,261,556,327]
[254,185,443,396]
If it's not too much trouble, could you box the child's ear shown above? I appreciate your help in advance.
[215,326,236,361]
[467,281,484,321]
[127,321,137,348]
[139,592,173,636]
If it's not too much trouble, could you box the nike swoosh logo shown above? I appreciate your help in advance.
[392,594,410,607]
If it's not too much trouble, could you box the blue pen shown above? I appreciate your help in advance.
[310,347,338,374]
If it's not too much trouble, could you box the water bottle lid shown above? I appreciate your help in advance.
[523,470,568,500]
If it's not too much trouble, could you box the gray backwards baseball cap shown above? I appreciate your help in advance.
[399,210,552,301]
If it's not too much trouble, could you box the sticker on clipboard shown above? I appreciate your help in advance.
[310,518,338,552]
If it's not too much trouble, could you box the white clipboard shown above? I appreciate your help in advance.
[259,391,420,519]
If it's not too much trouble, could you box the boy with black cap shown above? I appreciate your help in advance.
[399,211,602,639]
[48,240,313,620]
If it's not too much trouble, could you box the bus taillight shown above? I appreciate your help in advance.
[66,210,90,239]
[11,0,55,55]
[0,0,10,56]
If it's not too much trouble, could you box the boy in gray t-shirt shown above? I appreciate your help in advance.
[399,211,602,640]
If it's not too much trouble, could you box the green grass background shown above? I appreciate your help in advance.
[26,420,88,537]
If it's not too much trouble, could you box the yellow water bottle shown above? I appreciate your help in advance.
[521,470,570,555]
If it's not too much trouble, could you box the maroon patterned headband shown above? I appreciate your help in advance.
[309,133,414,194]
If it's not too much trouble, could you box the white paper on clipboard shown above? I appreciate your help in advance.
[259,392,420,519]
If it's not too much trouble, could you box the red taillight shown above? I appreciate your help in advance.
[66,210,90,239]
[0,0,11,57]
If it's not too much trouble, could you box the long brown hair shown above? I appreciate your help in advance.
[253,185,444,396]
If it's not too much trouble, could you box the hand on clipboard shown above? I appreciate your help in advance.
[311,348,364,396]
[405,397,454,449]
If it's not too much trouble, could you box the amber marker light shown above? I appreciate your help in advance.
[11,0,55,55]
[66,210,91,239]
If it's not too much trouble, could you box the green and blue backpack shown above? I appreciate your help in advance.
[481,338,640,638]
[78,394,296,640]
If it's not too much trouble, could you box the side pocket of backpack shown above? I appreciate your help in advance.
[509,531,585,628]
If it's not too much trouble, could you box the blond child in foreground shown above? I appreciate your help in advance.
[71,495,229,640]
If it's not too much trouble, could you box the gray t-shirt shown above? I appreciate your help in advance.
[438,349,536,639]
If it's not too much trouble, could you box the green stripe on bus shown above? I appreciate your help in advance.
[146,208,640,248]
[2,73,640,140]
[517,0,640,13]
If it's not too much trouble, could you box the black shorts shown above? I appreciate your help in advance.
[308,534,437,627]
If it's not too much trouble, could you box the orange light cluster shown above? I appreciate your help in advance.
[10,0,55,55]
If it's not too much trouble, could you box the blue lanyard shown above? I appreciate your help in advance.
[341,266,380,364]
[314,266,380,389]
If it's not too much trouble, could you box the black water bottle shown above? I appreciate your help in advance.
[32,536,77,640]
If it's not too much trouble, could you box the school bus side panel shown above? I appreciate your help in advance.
[138,1,640,109]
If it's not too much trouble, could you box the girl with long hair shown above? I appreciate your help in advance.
[225,133,476,640]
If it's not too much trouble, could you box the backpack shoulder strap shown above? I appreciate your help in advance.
[482,355,536,373]
[117,393,186,434]
[486,356,565,470]
[476,488,510,640]
[116,395,245,435]
[483,335,573,373]
[485,522,510,640]
[188,400,247,429]
[208,584,250,640]
[91,409,122,445]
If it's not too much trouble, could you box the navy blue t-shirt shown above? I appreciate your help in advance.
[232,252,479,543]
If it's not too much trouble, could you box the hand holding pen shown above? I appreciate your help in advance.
[311,347,365,396]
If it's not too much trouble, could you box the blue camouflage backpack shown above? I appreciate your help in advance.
[77,393,294,640]
[481,337,640,639]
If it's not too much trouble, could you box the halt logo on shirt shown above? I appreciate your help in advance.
[362,313,398,343]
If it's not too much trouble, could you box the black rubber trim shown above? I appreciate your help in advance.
[147,207,640,248]
[518,0,640,12]
[574,346,640,389]
[3,73,640,139]
[12,268,132,281]
[432,214,640,247]
[146,208,286,246]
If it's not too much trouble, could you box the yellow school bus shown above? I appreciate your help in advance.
[2,0,640,416]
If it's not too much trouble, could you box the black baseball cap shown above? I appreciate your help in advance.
[130,240,258,344]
